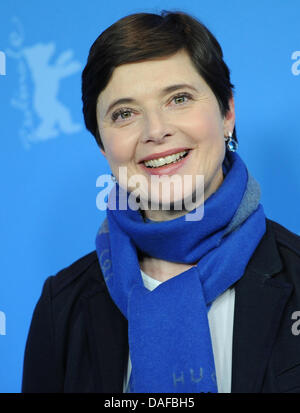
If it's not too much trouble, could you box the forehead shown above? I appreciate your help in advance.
[97,50,206,111]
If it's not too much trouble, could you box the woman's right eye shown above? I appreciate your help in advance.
[111,109,133,122]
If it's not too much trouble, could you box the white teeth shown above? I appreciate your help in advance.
[144,150,188,168]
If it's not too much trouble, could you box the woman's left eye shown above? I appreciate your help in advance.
[172,93,192,105]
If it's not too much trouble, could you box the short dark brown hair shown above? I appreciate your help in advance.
[82,10,236,149]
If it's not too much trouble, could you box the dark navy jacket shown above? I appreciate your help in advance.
[22,219,300,393]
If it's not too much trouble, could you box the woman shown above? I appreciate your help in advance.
[22,10,300,393]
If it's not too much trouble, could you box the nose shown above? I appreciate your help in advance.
[141,109,173,143]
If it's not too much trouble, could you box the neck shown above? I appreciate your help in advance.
[139,253,198,282]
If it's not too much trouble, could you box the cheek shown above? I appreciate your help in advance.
[102,131,136,164]
[181,108,224,145]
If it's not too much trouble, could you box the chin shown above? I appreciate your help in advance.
[140,186,204,213]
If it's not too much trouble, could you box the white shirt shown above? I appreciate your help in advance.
[123,270,235,393]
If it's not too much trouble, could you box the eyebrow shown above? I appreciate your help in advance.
[104,83,198,117]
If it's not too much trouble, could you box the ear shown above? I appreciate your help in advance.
[100,148,106,158]
[223,96,235,135]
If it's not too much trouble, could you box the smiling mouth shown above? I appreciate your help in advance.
[143,150,189,168]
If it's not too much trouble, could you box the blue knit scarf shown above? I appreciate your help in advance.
[95,151,266,393]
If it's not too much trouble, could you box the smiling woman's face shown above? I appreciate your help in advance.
[96,49,235,220]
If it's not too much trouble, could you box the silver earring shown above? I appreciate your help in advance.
[225,132,238,152]
[111,173,116,182]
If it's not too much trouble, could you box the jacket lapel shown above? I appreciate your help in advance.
[83,277,128,393]
[231,219,293,392]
